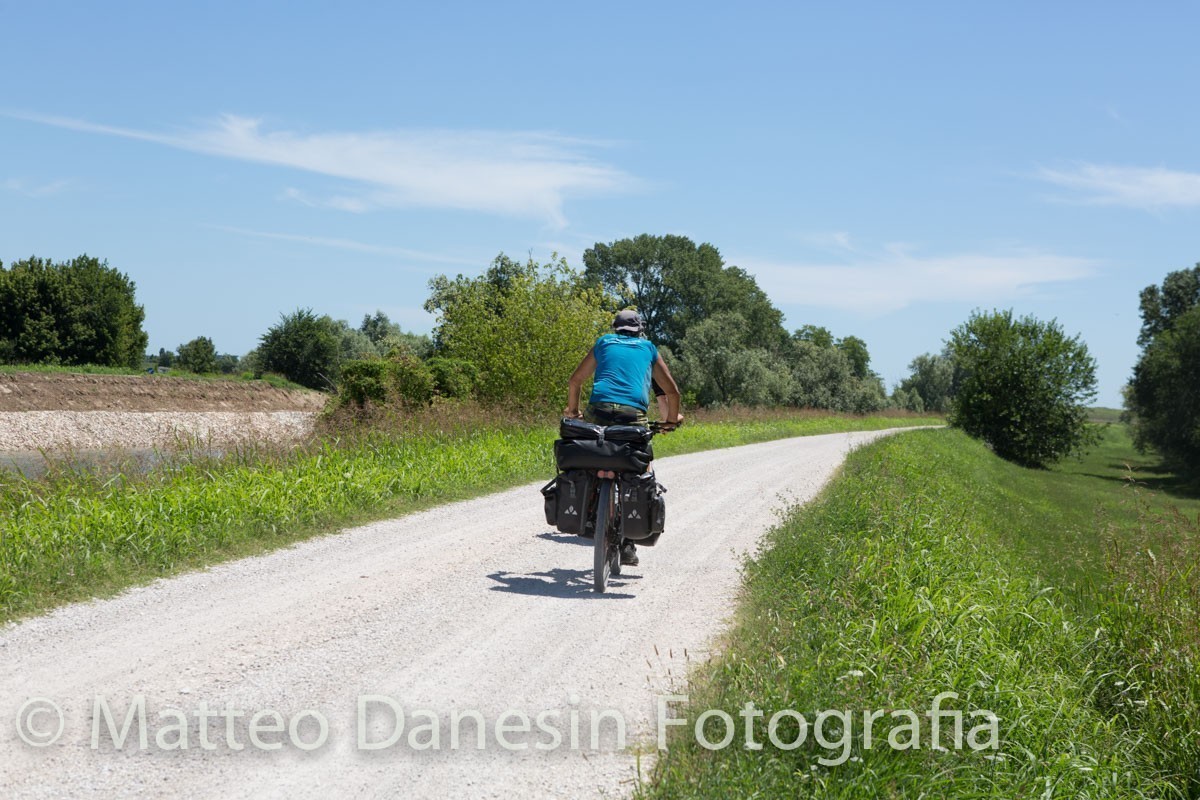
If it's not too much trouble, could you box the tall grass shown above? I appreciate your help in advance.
[641,429,1194,798]
[0,408,939,622]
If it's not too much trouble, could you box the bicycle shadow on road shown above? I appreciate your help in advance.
[536,531,593,547]
[488,568,640,599]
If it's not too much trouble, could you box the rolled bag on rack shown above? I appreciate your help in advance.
[553,418,654,473]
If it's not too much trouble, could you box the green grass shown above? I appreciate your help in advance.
[0,363,149,376]
[0,412,938,622]
[1087,406,1125,424]
[639,427,1200,798]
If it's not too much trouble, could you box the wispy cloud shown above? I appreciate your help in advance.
[1036,163,1200,208]
[738,246,1097,315]
[5,110,638,226]
[3,177,71,197]
[208,225,480,266]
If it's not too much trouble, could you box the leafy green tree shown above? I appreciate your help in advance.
[1127,266,1200,470]
[780,330,885,413]
[176,336,218,374]
[214,353,240,374]
[359,310,433,358]
[794,325,835,349]
[948,310,1098,467]
[1126,307,1200,469]
[155,348,175,368]
[582,234,787,351]
[425,254,612,405]
[836,335,871,379]
[675,313,794,406]
[0,255,148,368]
[897,352,955,413]
[1138,264,1200,347]
[258,308,341,390]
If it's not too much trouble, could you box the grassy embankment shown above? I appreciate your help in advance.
[0,406,939,622]
[641,425,1200,798]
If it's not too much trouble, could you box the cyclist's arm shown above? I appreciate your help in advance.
[651,355,683,425]
[565,349,596,418]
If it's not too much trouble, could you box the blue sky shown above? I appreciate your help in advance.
[3,2,1197,406]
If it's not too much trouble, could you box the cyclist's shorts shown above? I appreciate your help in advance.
[585,402,648,427]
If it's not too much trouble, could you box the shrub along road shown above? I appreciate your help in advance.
[0,428,917,799]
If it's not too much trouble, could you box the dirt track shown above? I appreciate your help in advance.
[0,429,913,799]
[0,372,326,412]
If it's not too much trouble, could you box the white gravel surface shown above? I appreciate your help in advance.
[0,428,913,799]
[0,411,317,451]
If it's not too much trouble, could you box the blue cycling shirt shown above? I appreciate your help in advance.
[589,333,658,411]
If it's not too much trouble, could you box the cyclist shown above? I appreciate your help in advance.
[564,309,683,565]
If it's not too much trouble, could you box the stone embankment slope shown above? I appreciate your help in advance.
[0,372,325,451]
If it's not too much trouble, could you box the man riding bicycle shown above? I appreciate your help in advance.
[564,309,683,565]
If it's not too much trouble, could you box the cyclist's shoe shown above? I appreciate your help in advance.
[579,520,595,539]
[620,542,639,566]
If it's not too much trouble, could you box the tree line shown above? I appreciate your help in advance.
[4,245,1197,474]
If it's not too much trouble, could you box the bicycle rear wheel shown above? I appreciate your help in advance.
[593,480,614,592]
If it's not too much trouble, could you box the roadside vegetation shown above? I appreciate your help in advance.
[640,425,1200,798]
[0,406,939,622]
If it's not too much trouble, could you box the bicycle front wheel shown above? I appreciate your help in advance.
[593,480,614,592]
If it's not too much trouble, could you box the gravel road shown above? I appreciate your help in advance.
[0,429,912,799]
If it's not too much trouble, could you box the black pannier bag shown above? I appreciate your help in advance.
[618,471,667,545]
[559,418,653,447]
[554,418,654,473]
[541,469,592,534]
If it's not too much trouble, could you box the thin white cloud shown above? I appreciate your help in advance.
[3,177,71,197]
[739,248,1097,315]
[5,110,638,226]
[208,225,479,266]
[1037,163,1200,208]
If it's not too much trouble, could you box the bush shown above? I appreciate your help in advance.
[175,336,218,374]
[258,308,340,391]
[426,357,477,399]
[948,310,1098,467]
[337,355,435,409]
[390,355,435,407]
[339,359,391,405]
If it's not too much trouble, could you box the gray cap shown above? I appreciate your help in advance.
[612,309,644,333]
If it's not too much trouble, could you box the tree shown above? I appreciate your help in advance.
[897,352,956,414]
[175,336,218,374]
[836,335,871,379]
[0,255,148,368]
[258,308,341,390]
[1127,266,1200,470]
[948,310,1098,467]
[675,313,794,406]
[582,234,787,351]
[424,254,613,405]
[1138,264,1200,347]
[359,311,433,358]
[782,329,885,413]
